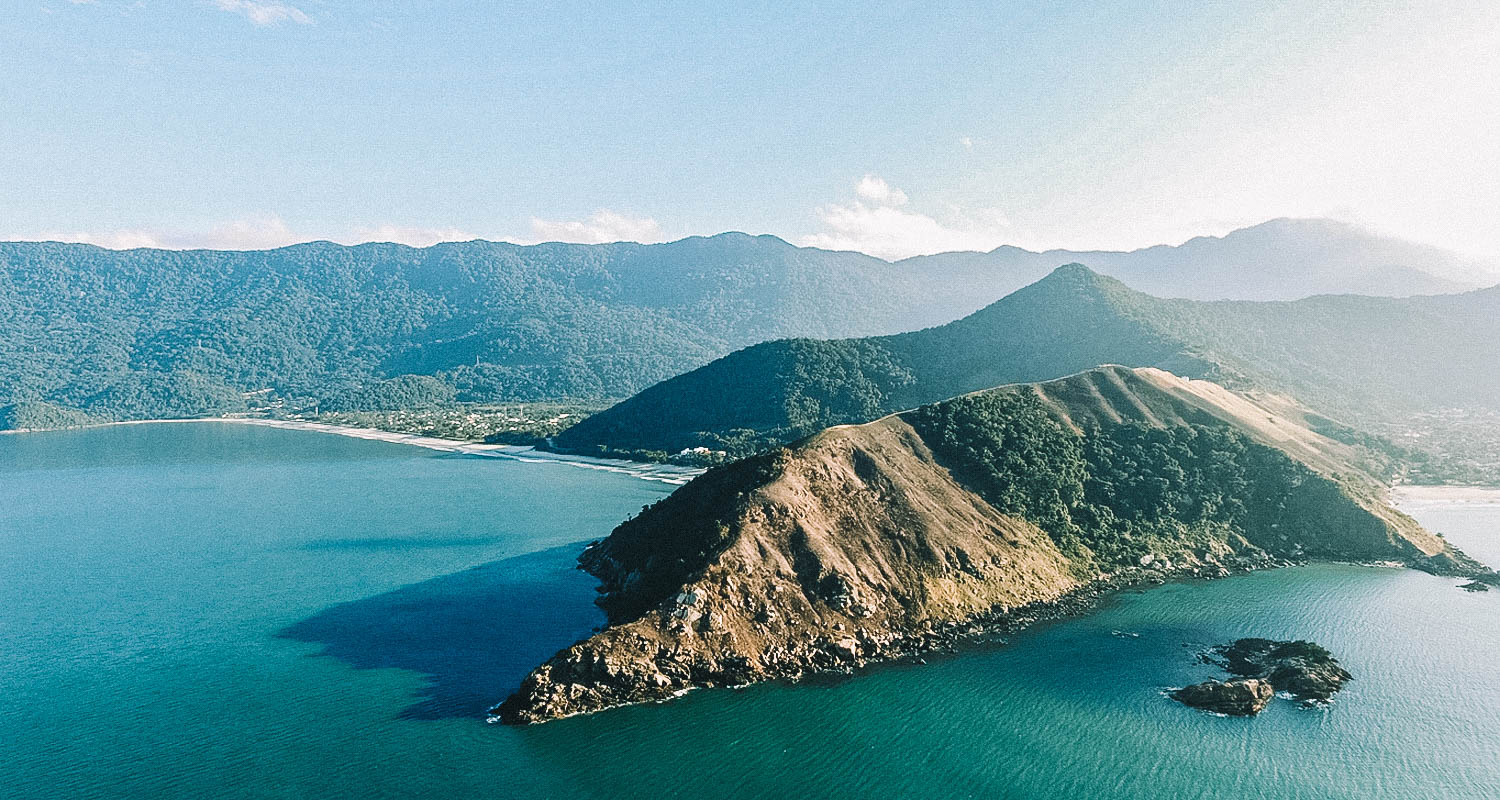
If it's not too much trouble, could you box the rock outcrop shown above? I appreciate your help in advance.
[1171,678,1275,716]
[495,367,1479,724]
[1215,638,1353,704]
[1461,571,1500,592]
[1174,638,1353,715]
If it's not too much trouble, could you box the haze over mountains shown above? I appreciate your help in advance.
[0,218,1493,425]
[919,217,1499,301]
[557,265,1500,459]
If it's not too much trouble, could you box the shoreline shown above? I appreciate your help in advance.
[1,417,706,486]
[497,555,1433,725]
[12,422,1500,498]
[1391,485,1500,507]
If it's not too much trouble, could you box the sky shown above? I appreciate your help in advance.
[2,0,1497,260]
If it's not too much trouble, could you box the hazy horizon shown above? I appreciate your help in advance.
[4,2,1497,260]
[7,217,1498,273]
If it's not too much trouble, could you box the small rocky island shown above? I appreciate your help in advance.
[1172,638,1352,716]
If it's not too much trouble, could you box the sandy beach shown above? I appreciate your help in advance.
[3,417,706,486]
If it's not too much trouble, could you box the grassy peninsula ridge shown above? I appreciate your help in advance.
[496,367,1479,723]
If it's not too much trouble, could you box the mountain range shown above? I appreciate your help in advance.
[555,264,1500,461]
[913,217,1498,301]
[1,218,1493,425]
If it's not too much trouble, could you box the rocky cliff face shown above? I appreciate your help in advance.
[495,367,1479,724]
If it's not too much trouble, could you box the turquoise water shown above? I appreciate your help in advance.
[2,424,1498,799]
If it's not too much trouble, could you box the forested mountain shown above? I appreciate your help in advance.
[0,235,991,422]
[1,218,1492,426]
[556,265,1500,459]
[500,366,1477,723]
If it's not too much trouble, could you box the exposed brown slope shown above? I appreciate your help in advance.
[496,367,1476,724]
[496,417,1083,723]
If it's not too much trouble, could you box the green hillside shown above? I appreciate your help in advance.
[3,218,1493,428]
[0,235,1006,424]
[555,265,1500,461]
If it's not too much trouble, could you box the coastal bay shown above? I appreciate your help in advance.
[2,423,1496,799]
[1,416,704,485]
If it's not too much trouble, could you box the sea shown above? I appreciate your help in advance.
[2,422,1497,799]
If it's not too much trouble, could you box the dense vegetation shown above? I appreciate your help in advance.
[555,265,1198,457]
[312,375,456,412]
[557,264,1500,462]
[0,235,997,426]
[906,391,1312,569]
[2,218,1491,429]
[0,400,97,432]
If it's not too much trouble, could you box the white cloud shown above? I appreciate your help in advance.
[29,215,302,250]
[24,217,490,251]
[342,225,477,248]
[854,174,909,206]
[798,176,1015,260]
[526,209,664,244]
[16,213,666,251]
[214,0,311,26]
[195,215,303,248]
[37,229,165,250]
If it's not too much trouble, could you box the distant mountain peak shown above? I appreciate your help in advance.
[1013,262,1137,299]
[1046,261,1096,276]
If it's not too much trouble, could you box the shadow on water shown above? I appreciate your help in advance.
[279,543,603,720]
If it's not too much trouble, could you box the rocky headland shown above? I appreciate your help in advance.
[494,367,1480,724]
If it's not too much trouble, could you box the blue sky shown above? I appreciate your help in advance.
[2,0,1497,257]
